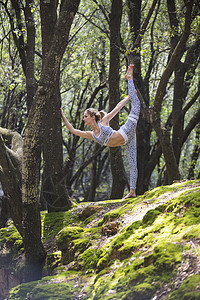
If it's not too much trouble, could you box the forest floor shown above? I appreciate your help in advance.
[1,179,200,299]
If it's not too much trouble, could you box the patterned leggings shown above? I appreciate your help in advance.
[118,79,140,189]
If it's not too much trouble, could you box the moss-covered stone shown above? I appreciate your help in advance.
[144,243,182,272]
[0,223,23,251]
[79,205,103,221]
[169,274,200,300]
[98,210,121,226]
[78,247,104,271]
[142,209,161,226]
[56,226,88,265]
[8,279,82,300]
[42,211,79,240]
[46,251,62,274]
[8,281,38,300]
[56,226,84,250]
[4,180,200,300]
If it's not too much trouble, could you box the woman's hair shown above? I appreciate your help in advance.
[86,108,107,122]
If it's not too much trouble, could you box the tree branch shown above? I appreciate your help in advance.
[153,0,194,114]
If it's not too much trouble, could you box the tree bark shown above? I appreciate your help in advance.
[40,0,72,212]
[0,128,23,234]
[22,0,81,281]
[137,0,194,185]
[127,0,158,194]
[109,0,127,199]
[10,0,37,112]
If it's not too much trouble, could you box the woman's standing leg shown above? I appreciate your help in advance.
[125,132,137,194]
[122,65,140,199]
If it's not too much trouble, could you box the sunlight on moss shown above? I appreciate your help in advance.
[169,274,200,300]
[4,180,200,300]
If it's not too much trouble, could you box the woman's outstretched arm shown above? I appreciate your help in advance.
[60,108,93,140]
[102,95,130,123]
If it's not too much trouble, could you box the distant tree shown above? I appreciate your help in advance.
[126,0,199,190]
[109,0,127,199]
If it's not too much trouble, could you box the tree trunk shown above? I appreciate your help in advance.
[40,0,71,212]
[86,143,101,202]
[167,0,184,165]
[22,0,81,281]
[127,0,152,195]
[137,0,194,185]
[0,128,23,234]
[152,116,180,183]
[109,0,127,199]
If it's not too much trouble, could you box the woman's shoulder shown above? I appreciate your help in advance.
[100,118,109,127]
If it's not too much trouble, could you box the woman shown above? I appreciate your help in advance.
[61,65,140,199]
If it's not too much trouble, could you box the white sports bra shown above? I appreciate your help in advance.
[92,122,114,146]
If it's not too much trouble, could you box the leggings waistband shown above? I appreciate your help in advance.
[118,128,128,144]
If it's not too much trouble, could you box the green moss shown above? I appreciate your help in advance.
[169,274,200,300]
[78,247,105,270]
[28,282,77,299]
[8,281,38,299]
[79,205,103,221]
[124,282,155,300]
[42,211,79,240]
[9,271,90,299]
[143,185,177,200]
[46,251,62,273]
[9,281,81,300]
[142,209,162,226]
[144,243,182,272]
[182,224,200,240]
[0,223,22,249]
[56,226,84,250]
[98,210,121,226]
[0,223,23,264]
[88,240,183,299]
[89,257,158,299]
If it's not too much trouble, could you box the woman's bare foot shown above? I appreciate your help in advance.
[125,64,134,80]
[122,189,136,200]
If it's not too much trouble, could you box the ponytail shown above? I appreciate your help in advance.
[99,110,107,119]
[86,108,107,122]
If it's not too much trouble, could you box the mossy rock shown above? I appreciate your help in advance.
[8,281,81,300]
[79,205,103,221]
[42,211,79,240]
[169,274,200,300]
[78,247,105,271]
[144,243,182,272]
[98,210,120,226]
[142,209,161,226]
[56,226,84,250]
[46,251,62,274]
[0,223,23,251]
[56,226,88,265]
[8,281,38,300]
[26,282,77,299]
[0,222,23,268]
[124,282,155,300]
